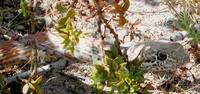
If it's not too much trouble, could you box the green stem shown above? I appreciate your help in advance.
[164,0,180,18]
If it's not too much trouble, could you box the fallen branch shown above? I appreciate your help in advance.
[3,59,66,83]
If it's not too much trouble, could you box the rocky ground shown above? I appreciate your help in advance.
[1,0,200,94]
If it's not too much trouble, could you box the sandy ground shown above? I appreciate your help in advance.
[1,0,200,94]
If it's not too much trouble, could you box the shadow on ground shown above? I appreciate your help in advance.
[40,64,95,94]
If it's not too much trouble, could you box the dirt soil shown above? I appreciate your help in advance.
[1,0,200,94]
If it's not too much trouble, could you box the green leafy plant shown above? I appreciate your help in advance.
[85,0,147,93]
[90,42,149,94]
[173,10,200,43]
[22,76,43,94]
[55,7,87,52]
[0,74,10,94]
[165,0,200,44]
[55,1,147,93]
[18,0,32,17]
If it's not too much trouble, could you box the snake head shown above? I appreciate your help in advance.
[125,40,190,71]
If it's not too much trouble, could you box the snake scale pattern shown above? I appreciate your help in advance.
[0,31,190,71]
